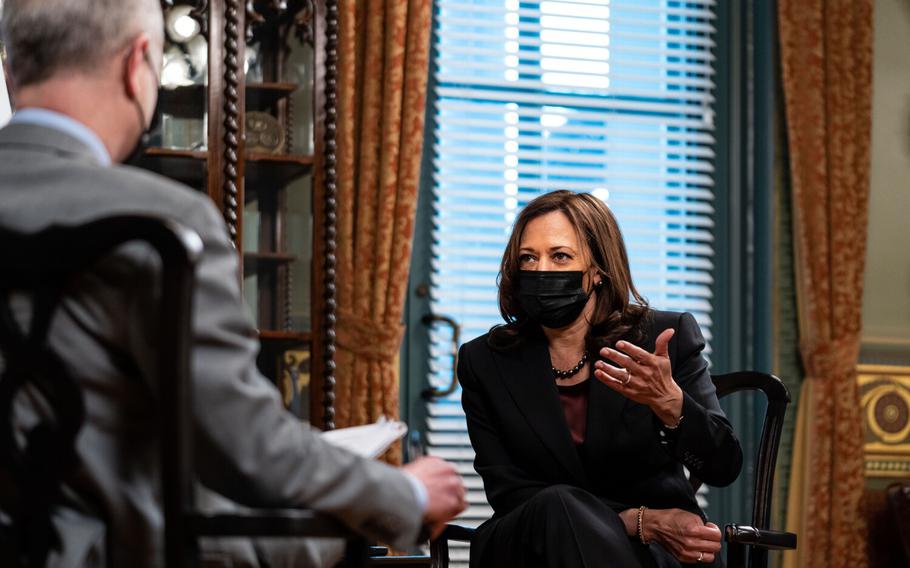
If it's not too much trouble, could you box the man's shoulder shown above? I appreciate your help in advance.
[86,164,228,245]
[97,164,212,212]
[3,152,223,238]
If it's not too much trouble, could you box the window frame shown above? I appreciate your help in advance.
[402,0,777,531]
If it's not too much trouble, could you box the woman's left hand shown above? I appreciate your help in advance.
[643,508,723,565]
[593,328,684,426]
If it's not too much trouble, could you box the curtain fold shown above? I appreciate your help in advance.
[777,0,874,566]
[334,0,432,463]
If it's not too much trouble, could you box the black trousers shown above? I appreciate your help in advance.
[470,485,723,568]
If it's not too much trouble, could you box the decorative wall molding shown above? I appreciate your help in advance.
[860,339,910,367]
[858,364,910,478]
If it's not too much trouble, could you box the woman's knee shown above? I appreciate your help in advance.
[527,484,600,514]
[527,485,626,529]
[530,484,580,503]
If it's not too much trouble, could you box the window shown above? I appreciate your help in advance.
[421,1,719,563]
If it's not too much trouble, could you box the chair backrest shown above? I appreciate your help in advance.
[0,216,201,567]
[710,372,790,530]
[709,371,791,568]
[887,482,910,564]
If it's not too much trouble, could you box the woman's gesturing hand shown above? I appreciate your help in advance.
[592,328,684,426]
[643,508,722,564]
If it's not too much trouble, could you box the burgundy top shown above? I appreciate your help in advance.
[557,379,589,445]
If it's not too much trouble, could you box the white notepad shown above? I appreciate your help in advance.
[0,67,10,128]
[321,416,408,458]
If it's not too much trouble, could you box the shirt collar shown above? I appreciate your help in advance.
[9,108,112,166]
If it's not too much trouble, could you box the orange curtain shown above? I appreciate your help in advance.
[778,1,873,566]
[333,0,432,462]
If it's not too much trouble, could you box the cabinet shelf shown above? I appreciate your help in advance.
[157,82,298,118]
[244,153,314,189]
[248,82,298,108]
[258,330,311,345]
[137,148,207,185]
[243,251,298,272]
[138,148,313,188]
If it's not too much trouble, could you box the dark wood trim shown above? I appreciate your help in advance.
[309,0,326,427]
[207,0,226,224]
[223,0,246,249]
[309,0,336,430]
[321,0,338,431]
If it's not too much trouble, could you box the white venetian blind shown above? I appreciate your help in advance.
[423,1,718,564]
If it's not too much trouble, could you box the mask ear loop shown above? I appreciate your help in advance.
[129,46,161,133]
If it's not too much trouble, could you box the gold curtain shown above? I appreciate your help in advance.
[333,0,432,462]
[778,1,874,566]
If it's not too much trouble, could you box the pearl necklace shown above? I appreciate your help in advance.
[552,352,588,380]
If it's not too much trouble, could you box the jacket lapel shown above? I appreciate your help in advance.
[583,316,658,472]
[490,334,589,486]
[582,375,629,467]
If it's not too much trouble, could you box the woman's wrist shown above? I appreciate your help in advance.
[619,508,639,537]
[621,506,664,543]
[651,384,684,426]
[637,508,660,543]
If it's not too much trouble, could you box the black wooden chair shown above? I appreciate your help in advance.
[0,216,368,567]
[887,481,910,565]
[429,371,798,568]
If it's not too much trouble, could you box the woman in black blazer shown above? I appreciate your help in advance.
[458,191,743,568]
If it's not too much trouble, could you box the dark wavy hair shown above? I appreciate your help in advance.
[489,190,650,353]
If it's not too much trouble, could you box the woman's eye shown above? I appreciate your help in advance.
[519,254,536,264]
[553,252,571,262]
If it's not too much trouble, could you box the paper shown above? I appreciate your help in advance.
[0,63,10,128]
[321,416,408,458]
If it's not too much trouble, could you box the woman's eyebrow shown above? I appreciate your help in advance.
[518,244,576,252]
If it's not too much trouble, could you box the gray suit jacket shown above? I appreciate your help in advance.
[0,122,421,566]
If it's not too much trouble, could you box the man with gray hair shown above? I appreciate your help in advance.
[0,0,466,566]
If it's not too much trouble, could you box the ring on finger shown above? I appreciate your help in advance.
[696,551,703,564]
[622,369,632,385]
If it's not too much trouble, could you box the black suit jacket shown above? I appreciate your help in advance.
[458,309,743,523]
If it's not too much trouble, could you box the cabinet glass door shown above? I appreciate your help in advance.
[242,3,316,418]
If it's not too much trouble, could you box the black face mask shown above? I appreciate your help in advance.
[517,270,595,329]
[123,104,160,166]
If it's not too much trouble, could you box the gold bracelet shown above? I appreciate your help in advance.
[637,505,649,544]
[663,413,684,430]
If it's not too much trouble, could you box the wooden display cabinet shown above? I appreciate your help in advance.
[138,0,338,426]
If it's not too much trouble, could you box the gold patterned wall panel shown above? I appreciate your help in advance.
[858,364,910,478]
